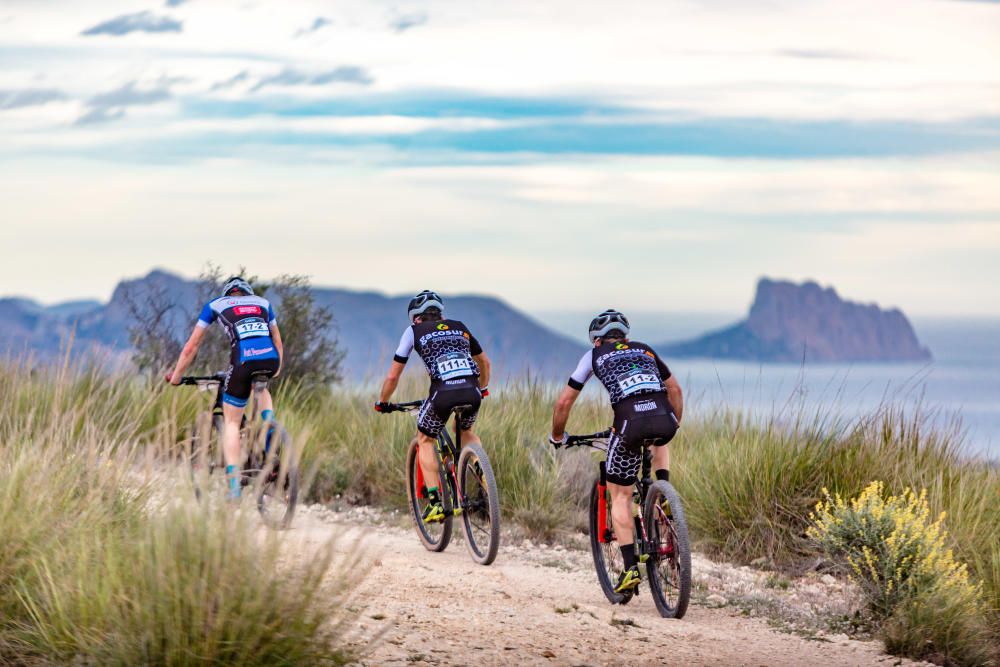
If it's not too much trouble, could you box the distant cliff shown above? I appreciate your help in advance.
[661,278,932,363]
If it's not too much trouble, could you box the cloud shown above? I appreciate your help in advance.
[389,12,427,32]
[0,88,67,110]
[295,16,332,37]
[77,81,171,125]
[778,49,874,61]
[81,11,182,36]
[210,70,251,92]
[250,66,374,92]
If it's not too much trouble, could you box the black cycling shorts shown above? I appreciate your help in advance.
[417,380,482,438]
[222,357,280,408]
[605,393,678,486]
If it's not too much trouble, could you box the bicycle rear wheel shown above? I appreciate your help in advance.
[457,443,500,565]
[189,412,223,501]
[589,477,631,605]
[643,480,691,618]
[406,439,452,552]
[255,423,299,529]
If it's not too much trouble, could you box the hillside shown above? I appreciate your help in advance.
[0,270,586,379]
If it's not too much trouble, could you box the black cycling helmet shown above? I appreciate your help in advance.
[407,290,444,321]
[221,276,254,297]
[588,308,630,342]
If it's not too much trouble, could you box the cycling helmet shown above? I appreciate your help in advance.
[221,276,254,297]
[407,290,444,321]
[588,308,630,342]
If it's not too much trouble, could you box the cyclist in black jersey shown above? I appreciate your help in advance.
[167,277,284,500]
[375,290,492,523]
[549,309,684,594]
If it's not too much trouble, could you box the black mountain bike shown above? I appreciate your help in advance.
[382,400,501,565]
[556,430,691,618]
[179,372,299,529]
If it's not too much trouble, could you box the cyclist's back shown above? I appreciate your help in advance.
[569,337,678,485]
[197,292,279,407]
[394,316,484,437]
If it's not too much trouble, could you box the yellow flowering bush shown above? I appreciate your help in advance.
[808,481,992,666]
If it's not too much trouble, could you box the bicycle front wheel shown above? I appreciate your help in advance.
[406,439,452,552]
[457,443,500,565]
[643,480,691,618]
[256,424,299,529]
[189,412,223,501]
[589,478,631,605]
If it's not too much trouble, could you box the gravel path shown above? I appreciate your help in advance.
[285,506,929,667]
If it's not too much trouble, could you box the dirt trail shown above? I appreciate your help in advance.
[284,507,927,667]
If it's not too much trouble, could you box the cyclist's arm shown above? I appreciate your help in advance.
[551,385,581,441]
[168,325,207,384]
[665,375,683,423]
[378,360,406,403]
[551,349,594,439]
[269,322,284,377]
[473,352,491,389]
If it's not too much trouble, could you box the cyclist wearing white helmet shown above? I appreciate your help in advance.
[549,309,684,594]
[167,276,284,500]
[375,290,492,523]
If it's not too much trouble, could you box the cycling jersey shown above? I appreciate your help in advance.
[394,319,483,385]
[568,340,677,485]
[568,340,672,405]
[394,319,484,437]
[197,295,279,364]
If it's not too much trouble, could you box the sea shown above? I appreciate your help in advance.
[539,312,1000,462]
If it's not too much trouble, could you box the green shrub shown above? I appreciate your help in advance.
[808,481,993,666]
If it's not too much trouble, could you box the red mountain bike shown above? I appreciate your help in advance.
[557,430,691,618]
[382,400,501,565]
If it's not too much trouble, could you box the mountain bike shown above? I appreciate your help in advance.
[382,400,501,565]
[555,430,691,618]
[179,372,299,529]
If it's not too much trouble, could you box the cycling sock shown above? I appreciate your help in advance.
[427,486,440,503]
[226,464,240,497]
[620,543,636,569]
[655,469,669,482]
[261,410,275,453]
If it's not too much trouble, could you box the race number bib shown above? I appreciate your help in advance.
[436,353,474,380]
[235,319,269,339]
[618,372,660,396]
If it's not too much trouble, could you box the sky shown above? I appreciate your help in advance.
[1,0,998,317]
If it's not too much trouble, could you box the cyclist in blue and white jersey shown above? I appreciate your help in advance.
[167,276,283,499]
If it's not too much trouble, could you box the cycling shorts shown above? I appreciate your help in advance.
[417,379,482,438]
[223,357,279,408]
[605,392,678,486]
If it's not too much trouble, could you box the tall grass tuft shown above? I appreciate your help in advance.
[0,360,359,665]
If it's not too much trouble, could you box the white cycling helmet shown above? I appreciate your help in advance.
[407,290,444,321]
[588,308,630,342]
[221,276,254,297]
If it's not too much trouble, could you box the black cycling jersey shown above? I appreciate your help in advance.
[393,319,484,386]
[568,340,671,406]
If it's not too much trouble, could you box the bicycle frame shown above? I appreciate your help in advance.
[399,402,471,516]
[570,435,656,557]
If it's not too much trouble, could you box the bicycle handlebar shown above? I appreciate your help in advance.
[177,373,226,386]
[559,428,613,449]
[382,400,424,413]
